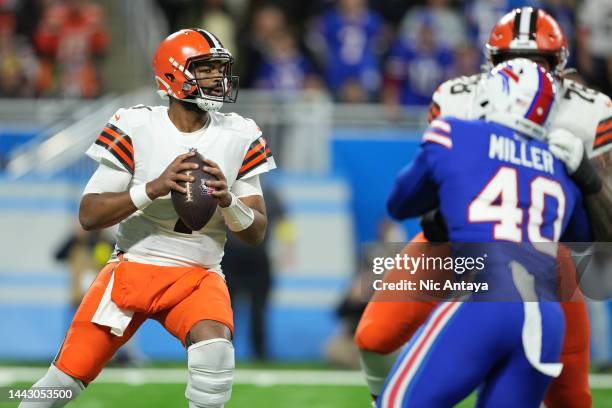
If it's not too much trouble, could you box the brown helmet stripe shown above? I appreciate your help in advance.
[192,28,215,48]
[512,8,522,39]
[528,8,539,40]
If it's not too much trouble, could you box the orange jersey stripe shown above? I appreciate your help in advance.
[243,144,265,161]
[103,127,134,156]
[239,148,270,173]
[596,121,612,136]
[97,135,135,170]
[243,138,268,161]
[594,132,612,148]
[428,102,440,124]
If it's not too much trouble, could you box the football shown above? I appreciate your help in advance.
[171,151,218,232]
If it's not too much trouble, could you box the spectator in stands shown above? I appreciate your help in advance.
[0,2,41,97]
[464,0,541,47]
[200,0,237,59]
[382,18,454,108]
[34,0,109,98]
[239,5,288,88]
[14,0,46,44]
[577,0,612,95]
[449,41,481,78]
[307,0,386,102]
[156,0,202,33]
[254,27,321,96]
[542,0,576,67]
[398,0,468,50]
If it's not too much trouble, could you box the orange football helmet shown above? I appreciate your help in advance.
[152,28,239,112]
[486,8,568,75]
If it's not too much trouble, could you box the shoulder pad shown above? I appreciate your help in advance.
[86,107,138,173]
[553,79,612,157]
[215,112,263,142]
[432,74,482,121]
[112,105,157,129]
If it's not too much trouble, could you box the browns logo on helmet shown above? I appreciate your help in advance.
[485,8,568,75]
[152,29,239,112]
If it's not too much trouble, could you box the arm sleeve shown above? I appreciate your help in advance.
[387,147,439,220]
[231,175,263,197]
[82,162,132,195]
[592,97,612,157]
[237,121,276,179]
[85,108,135,173]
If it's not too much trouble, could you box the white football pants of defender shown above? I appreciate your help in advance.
[186,338,235,408]
[18,364,84,408]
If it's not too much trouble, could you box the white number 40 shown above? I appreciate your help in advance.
[468,167,565,244]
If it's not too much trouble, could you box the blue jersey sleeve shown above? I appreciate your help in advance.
[387,119,455,220]
[387,147,438,219]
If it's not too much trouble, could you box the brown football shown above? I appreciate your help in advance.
[171,151,218,232]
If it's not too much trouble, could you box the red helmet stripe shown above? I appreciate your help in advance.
[501,67,519,82]
[526,68,554,125]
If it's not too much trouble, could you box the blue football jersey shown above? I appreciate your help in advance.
[388,117,591,301]
[381,116,580,408]
[388,117,591,244]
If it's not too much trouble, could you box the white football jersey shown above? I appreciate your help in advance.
[430,74,612,158]
[86,105,276,272]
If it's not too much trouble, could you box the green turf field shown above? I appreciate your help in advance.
[2,382,612,407]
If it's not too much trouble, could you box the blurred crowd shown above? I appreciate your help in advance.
[1,0,611,103]
[0,0,108,98]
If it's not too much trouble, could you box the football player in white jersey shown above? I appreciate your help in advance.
[356,8,610,408]
[19,29,275,408]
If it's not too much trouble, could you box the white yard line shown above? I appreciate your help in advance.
[1,367,611,389]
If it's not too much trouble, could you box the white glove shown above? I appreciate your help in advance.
[547,128,584,174]
[548,127,602,195]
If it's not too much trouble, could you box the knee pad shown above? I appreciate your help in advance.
[18,364,84,408]
[186,338,235,408]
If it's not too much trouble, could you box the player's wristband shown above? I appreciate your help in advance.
[220,192,255,232]
[129,184,153,210]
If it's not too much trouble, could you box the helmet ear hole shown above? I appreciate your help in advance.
[165,73,175,82]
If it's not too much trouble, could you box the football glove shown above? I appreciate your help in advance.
[548,128,602,195]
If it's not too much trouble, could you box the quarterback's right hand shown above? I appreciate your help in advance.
[146,152,199,199]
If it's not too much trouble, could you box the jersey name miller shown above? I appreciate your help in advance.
[488,134,555,175]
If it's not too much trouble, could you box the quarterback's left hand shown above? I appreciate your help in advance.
[548,128,602,195]
[202,158,232,208]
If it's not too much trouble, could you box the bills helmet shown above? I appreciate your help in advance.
[476,58,556,140]
[153,29,239,112]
